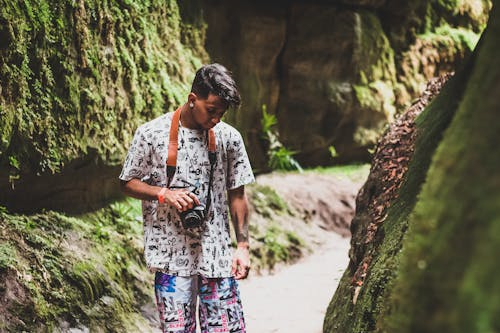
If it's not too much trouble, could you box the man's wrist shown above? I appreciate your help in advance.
[237,241,249,250]
[157,187,167,203]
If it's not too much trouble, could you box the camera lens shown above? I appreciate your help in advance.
[180,205,205,229]
[183,212,201,228]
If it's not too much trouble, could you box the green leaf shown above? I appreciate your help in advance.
[261,105,277,134]
[9,156,20,170]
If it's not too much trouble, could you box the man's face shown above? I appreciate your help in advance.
[191,93,227,130]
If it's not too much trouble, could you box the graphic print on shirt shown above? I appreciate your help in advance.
[119,112,254,277]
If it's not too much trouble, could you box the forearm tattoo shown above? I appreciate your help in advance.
[232,213,249,243]
[236,222,249,243]
[230,189,250,245]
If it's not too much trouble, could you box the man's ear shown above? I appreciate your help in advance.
[188,92,197,104]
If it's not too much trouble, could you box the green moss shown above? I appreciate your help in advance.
[0,0,207,182]
[429,0,491,32]
[0,197,151,332]
[251,222,305,271]
[382,5,500,331]
[350,12,397,149]
[0,242,17,271]
[353,80,396,147]
[397,21,482,110]
[250,184,292,218]
[324,45,475,332]
[421,24,481,51]
[354,81,395,115]
[70,262,107,304]
[355,11,396,84]
[391,1,490,110]
[306,164,370,182]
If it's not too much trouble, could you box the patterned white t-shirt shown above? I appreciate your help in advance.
[119,112,254,277]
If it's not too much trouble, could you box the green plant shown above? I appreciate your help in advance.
[268,146,302,171]
[258,224,305,270]
[93,222,110,241]
[329,145,339,159]
[250,184,291,218]
[109,201,136,234]
[286,231,303,246]
[260,105,303,172]
[0,243,17,271]
[264,226,290,263]
[261,104,277,133]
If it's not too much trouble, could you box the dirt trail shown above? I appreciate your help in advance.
[239,232,350,333]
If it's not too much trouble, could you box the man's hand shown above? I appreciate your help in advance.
[120,179,200,212]
[162,189,200,212]
[232,243,250,280]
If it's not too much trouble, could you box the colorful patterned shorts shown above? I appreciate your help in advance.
[154,272,246,333]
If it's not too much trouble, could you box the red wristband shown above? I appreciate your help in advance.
[157,188,167,204]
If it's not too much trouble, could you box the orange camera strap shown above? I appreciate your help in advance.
[166,106,216,187]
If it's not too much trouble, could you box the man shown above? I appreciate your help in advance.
[119,63,254,333]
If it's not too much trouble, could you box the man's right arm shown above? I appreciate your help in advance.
[120,179,199,211]
[120,179,161,201]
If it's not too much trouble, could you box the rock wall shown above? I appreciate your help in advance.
[0,0,489,212]
[0,0,207,212]
[324,1,500,331]
[204,0,489,167]
[203,1,287,169]
[276,5,396,165]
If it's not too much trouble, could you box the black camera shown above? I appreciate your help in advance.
[180,205,206,229]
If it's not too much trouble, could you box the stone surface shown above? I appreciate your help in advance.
[323,26,482,330]
[204,1,287,170]
[278,6,396,165]
[0,1,207,212]
[1,0,488,211]
[204,0,486,168]
[380,5,500,330]
[0,152,123,214]
[340,0,386,7]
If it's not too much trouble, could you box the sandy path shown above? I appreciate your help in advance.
[238,232,350,333]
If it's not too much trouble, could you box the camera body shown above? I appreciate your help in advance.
[180,205,206,229]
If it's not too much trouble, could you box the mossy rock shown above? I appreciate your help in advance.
[324,2,500,331]
[277,8,397,165]
[0,199,153,332]
[396,24,481,109]
[382,3,500,331]
[0,0,207,212]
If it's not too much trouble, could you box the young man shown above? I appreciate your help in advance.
[119,63,254,333]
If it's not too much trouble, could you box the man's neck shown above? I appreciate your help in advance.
[179,103,201,130]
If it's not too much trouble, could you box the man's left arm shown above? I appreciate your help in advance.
[228,185,251,280]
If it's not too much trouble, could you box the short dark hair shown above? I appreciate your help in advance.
[191,63,241,109]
